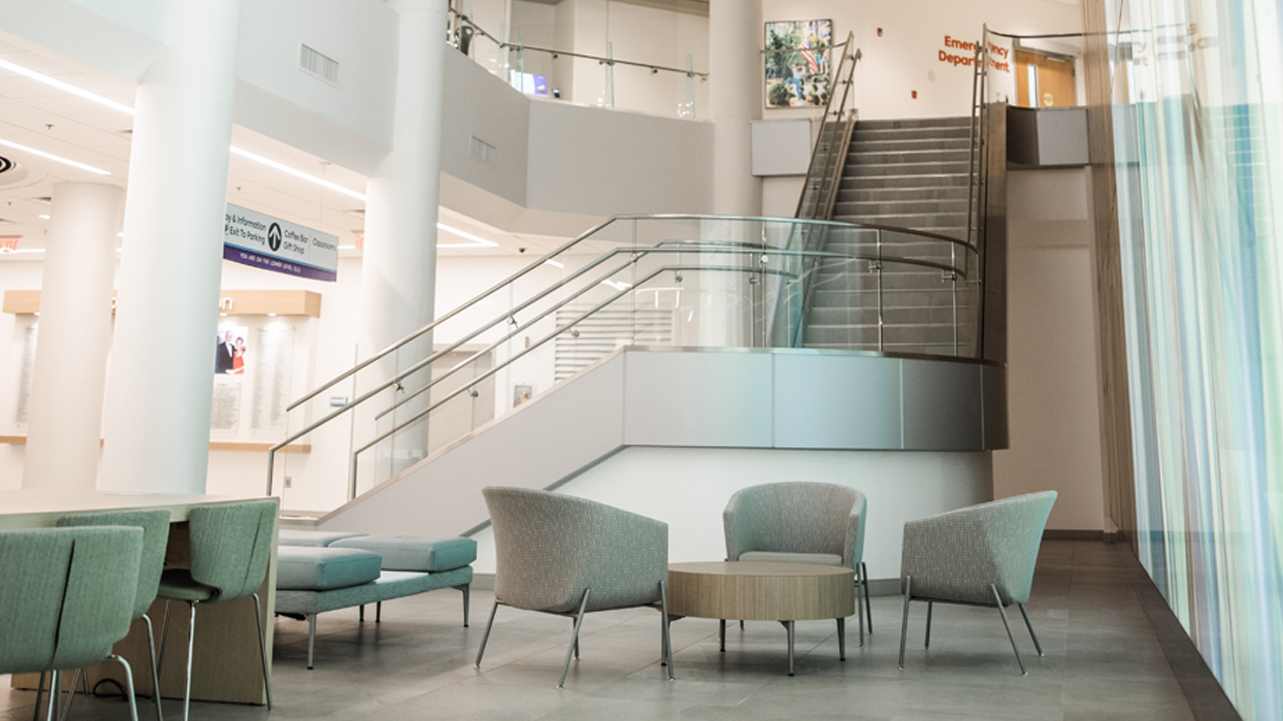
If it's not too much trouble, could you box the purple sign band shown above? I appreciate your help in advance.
[224,244,336,282]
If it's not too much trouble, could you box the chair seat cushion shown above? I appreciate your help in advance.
[157,569,218,602]
[329,535,477,572]
[739,551,844,567]
[276,547,383,591]
[278,529,368,547]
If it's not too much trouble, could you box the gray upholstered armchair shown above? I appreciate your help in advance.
[723,482,871,642]
[897,490,1057,674]
[475,487,673,687]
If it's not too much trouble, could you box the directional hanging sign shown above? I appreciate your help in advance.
[223,204,338,282]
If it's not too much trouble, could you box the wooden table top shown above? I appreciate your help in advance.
[0,489,268,530]
[669,561,854,578]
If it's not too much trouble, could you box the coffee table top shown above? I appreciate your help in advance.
[669,561,853,578]
[667,561,854,621]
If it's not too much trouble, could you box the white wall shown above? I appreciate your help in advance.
[760,0,1082,121]
[470,446,994,579]
[994,168,1105,531]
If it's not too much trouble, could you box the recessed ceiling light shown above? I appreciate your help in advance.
[0,58,135,115]
[0,138,110,176]
[544,259,565,268]
[229,146,366,201]
[38,214,49,220]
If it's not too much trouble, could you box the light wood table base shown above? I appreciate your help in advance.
[667,562,855,676]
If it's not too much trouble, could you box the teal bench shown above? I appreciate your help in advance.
[275,531,475,668]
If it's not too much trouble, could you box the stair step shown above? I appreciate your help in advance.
[847,161,973,177]
[834,199,969,216]
[840,187,971,203]
[852,126,972,142]
[850,138,973,153]
[855,116,972,130]
[848,149,973,166]
[840,174,971,189]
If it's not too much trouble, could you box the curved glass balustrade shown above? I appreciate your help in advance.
[267,215,981,512]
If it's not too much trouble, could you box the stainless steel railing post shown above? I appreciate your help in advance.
[877,229,884,352]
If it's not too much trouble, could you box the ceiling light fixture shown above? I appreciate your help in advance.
[0,57,136,115]
[437,223,498,248]
[38,214,49,220]
[0,138,110,176]
[228,146,367,201]
[543,259,565,268]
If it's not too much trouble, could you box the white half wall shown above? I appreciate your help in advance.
[470,446,994,580]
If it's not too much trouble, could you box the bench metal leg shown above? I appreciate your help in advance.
[862,561,873,634]
[786,620,796,677]
[659,580,674,680]
[925,601,934,649]
[719,619,726,652]
[359,605,364,622]
[307,615,317,670]
[454,584,470,627]
[376,601,381,623]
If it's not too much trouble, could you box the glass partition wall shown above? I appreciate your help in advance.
[1104,0,1283,718]
[268,216,980,513]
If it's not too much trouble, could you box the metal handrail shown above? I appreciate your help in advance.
[267,214,983,496]
[794,32,860,220]
[372,241,971,423]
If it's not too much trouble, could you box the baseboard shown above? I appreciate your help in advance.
[1042,529,1114,542]
[471,573,495,590]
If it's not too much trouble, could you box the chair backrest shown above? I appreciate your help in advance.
[0,526,142,674]
[188,499,279,603]
[724,482,866,568]
[902,491,1057,605]
[483,487,667,614]
[57,509,171,619]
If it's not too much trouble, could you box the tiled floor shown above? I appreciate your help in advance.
[2,541,1218,721]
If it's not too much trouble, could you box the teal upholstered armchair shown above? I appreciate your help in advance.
[723,482,872,642]
[897,490,1057,674]
[474,487,673,688]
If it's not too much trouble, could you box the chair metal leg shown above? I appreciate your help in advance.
[1019,604,1044,656]
[251,593,273,710]
[925,601,934,649]
[837,617,846,661]
[57,670,81,721]
[719,619,726,652]
[571,618,580,660]
[107,655,141,721]
[474,600,500,668]
[141,613,164,721]
[307,615,317,670]
[898,576,911,669]
[862,561,873,633]
[455,584,470,627]
[44,670,58,721]
[376,601,382,623]
[856,567,865,647]
[659,580,674,680]
[786,620,796,677]
[182,602,196,721]
[558,589,590,689]
[157,601,172,672]
[992,584,1027,675]
[32,671,45,721]
[739,620,744,630]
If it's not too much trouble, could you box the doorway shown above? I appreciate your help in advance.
[1015,50,1076,108]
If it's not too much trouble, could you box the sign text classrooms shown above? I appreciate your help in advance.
[938,36,1010,73]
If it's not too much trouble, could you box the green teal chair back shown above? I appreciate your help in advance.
[189,499,278,602]
[57,509,171,619]
[0,526,143,673]
[724,482,867,569]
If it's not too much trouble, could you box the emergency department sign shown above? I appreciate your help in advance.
[223,204,338,282]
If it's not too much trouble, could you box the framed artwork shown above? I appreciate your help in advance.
[765,20,834,108]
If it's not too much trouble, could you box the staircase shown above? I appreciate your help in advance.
[803,116,977,355]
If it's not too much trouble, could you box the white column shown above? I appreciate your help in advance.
[356,0,448,479]
[99,2,241,494]
[22,183,123,490]
[709,0,762,215]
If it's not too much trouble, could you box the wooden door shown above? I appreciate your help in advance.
[1015,50,1077,108]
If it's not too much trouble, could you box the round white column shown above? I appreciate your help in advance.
[357,0,448,478]
[709,0,762,215]
[361,0,447,354]
[99,2,241,494]
[22,183,124,490]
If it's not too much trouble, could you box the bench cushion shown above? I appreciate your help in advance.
[329,535,477,572]
[738,551,844,567]
[278,529,368,547]
[276,566,473,616]
[277,547,382,590]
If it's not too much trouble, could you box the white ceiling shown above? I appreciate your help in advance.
[0,31,568,261]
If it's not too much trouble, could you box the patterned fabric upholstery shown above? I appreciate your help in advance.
[160,498,278,604]
[0,526,143,674]
[723,482,868,570]
[900,491,1057,606]
[57,509,171,620]
[483,487,668,614]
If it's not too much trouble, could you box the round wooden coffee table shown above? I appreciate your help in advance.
[667,561,855,675]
